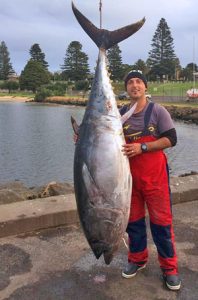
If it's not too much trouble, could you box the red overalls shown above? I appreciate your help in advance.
[123,102,178,275]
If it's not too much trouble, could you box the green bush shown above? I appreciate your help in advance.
[0,80,19,92]
[34,87,52,102]
[75,80,89,91]
[53,89,65,96]
[2,81,19,93]
[47,82,68,92]
[34,82,68,101]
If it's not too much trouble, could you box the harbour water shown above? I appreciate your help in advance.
[0,102,197,187]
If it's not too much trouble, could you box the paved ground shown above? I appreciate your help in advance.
[0,200,197,300]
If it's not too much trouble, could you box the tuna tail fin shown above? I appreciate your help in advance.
[72,2,145,50]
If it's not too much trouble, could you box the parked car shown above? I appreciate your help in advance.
[118,92,151,100]
[146,94,151,99]
[118,92,130,100]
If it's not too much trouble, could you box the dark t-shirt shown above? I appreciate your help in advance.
[120,102,175,139]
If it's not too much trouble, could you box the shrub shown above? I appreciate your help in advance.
[75,80,89,91]
[34,87,52,102]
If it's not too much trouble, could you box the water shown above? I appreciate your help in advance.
[166,121,198,176]
[0,102,197,187]
[0,102,84,186]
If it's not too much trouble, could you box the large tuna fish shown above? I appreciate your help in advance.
[72,2,145,264]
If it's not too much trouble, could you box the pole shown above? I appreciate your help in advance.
[99,0,102,29]
[193,36,195,91]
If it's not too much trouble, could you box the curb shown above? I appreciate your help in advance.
[0,194,79,238]
[170,175,198,204]
[0,175,198,238]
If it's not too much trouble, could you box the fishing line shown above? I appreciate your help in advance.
[99,0,102,29]
[122,237,129,250]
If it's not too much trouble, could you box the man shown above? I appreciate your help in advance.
[120,70,181,291]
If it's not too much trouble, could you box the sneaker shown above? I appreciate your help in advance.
[163,274,181,291]
[122,262,146,279]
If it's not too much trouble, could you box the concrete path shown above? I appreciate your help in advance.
[0,175,197,299]
[0,200,197,300]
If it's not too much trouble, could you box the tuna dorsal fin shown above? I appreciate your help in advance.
[72,2,145,50]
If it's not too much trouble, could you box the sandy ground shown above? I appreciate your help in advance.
[0,96,33,102]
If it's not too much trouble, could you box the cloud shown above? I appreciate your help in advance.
[0,0,197,74]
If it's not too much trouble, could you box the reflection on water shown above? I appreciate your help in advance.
[0,102,197,186]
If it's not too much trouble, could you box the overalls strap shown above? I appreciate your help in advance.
[119,104,129,116]
[142,102,154,135]
[144,102,154,128]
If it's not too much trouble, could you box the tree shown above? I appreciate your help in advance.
[19,60,50,92]
[1,80,19,93]
[0,41,14,80]
[61,41,90,81]
[122,64,134,77]
[107,44,124,80]
[29,43,49,70]
[51,71,62,81]
[147,18,178,81]
[181,63,198,81]
[132,59,149,75]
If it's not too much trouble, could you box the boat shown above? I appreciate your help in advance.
[186,88,198,99]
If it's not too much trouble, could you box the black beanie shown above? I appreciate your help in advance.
[124,70,147,89]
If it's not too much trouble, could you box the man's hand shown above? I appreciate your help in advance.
[73,133,79,144]
[122,143,142,157]
[122,137,172,157]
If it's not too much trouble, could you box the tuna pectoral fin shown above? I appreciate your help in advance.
[71,116,79,135]
[72,2,145,50]
[82,163,101,200]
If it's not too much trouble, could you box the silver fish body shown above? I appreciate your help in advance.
[72,2,145,264]
[74,49,132,264]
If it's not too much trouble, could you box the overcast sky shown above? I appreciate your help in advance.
[0,0,197,74]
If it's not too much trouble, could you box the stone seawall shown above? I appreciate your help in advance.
[164,105,198,124]
[0,175,198,237]
[152,95,198,103]
[43,97,198,125]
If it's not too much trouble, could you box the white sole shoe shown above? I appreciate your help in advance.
[122,264,146,279]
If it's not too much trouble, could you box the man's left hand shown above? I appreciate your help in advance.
[122,143,142,157]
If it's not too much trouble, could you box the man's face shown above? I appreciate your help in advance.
[126,77,146,100]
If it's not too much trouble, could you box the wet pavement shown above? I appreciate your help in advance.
[0,200,198,300]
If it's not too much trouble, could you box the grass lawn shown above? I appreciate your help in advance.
[148,81,195,97]
[113,81,197,97]
[1,81,198,108]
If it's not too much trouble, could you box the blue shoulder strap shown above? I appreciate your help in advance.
[119,104,129,116]
[144,102,154,128]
